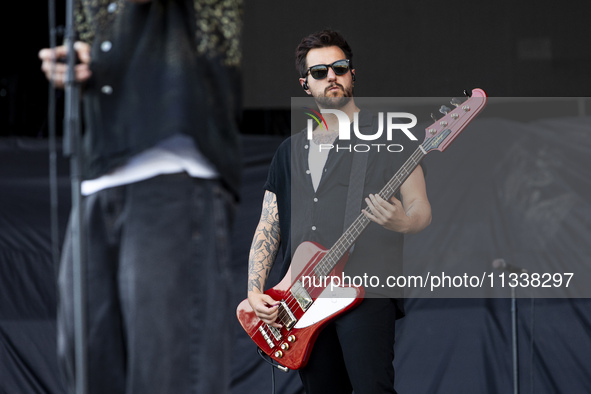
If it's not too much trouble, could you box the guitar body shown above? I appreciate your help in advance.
[236,241,364,370]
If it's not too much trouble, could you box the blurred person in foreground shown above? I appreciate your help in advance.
[39,0,243,392]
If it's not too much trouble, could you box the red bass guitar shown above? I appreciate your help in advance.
[236,89,488,370]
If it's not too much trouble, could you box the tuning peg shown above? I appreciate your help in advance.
[450,97,462,107]
[463,89,472,97]
[439,105,451,115]
[430,113,439,122]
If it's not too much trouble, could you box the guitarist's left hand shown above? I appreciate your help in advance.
[363,194,411,233]
[362,166,432,234]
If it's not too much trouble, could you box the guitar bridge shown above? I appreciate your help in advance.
[258,325,276,349]
[291,280,313,311]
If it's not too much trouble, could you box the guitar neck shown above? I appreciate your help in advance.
[315,145,427,277]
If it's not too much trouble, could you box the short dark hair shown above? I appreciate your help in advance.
[295,29,353,78]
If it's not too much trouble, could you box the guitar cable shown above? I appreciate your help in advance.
[257,347,289,394]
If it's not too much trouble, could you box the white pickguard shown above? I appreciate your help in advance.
[293,286,358,329]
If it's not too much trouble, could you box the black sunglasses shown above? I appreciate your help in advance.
[306,59,351,80]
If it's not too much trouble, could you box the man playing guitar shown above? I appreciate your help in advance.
[246,29,432,393]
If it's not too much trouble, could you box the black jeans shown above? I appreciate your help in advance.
[299,298,398,394]
[57,174,235,393]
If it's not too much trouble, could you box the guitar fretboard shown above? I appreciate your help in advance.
[313,145,427,278]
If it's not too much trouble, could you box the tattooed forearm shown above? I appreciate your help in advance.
[248,191,281,293]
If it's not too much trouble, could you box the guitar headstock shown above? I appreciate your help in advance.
[422,88,487,153]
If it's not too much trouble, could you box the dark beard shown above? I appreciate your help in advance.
[315,96,352,109]
[314,84,353,109]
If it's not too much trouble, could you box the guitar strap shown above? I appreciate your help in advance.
[343,139,369,251]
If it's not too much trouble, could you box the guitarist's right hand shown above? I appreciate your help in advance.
[248,291,282,328]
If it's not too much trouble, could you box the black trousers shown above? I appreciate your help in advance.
[57,174,236,393]
[299,298,398,394]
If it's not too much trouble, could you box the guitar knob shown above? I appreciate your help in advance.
[274,350,284,358]
[281,343,290,351]
[287,335,296,343]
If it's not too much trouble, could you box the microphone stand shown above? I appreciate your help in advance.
[511,286,518,394]
[63,0,88,392]
[494,259,520,394]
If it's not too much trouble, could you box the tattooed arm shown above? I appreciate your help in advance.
[247,190,282,327]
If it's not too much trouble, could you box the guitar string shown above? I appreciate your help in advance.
[311,101,482,279]
[272,114,475,332]
[273,148,425,327]
[275,136,435,325]
[291,109,470,298]
[270,104,476,330]
[309,149,424,279]
[272,148,425,329]
[274,114,460,326]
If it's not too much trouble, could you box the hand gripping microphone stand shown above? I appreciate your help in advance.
[63,0,88,392]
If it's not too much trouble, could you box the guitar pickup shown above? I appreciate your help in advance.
[268,324,282,341]
[279,300,297,330]
[291,280,313,311]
